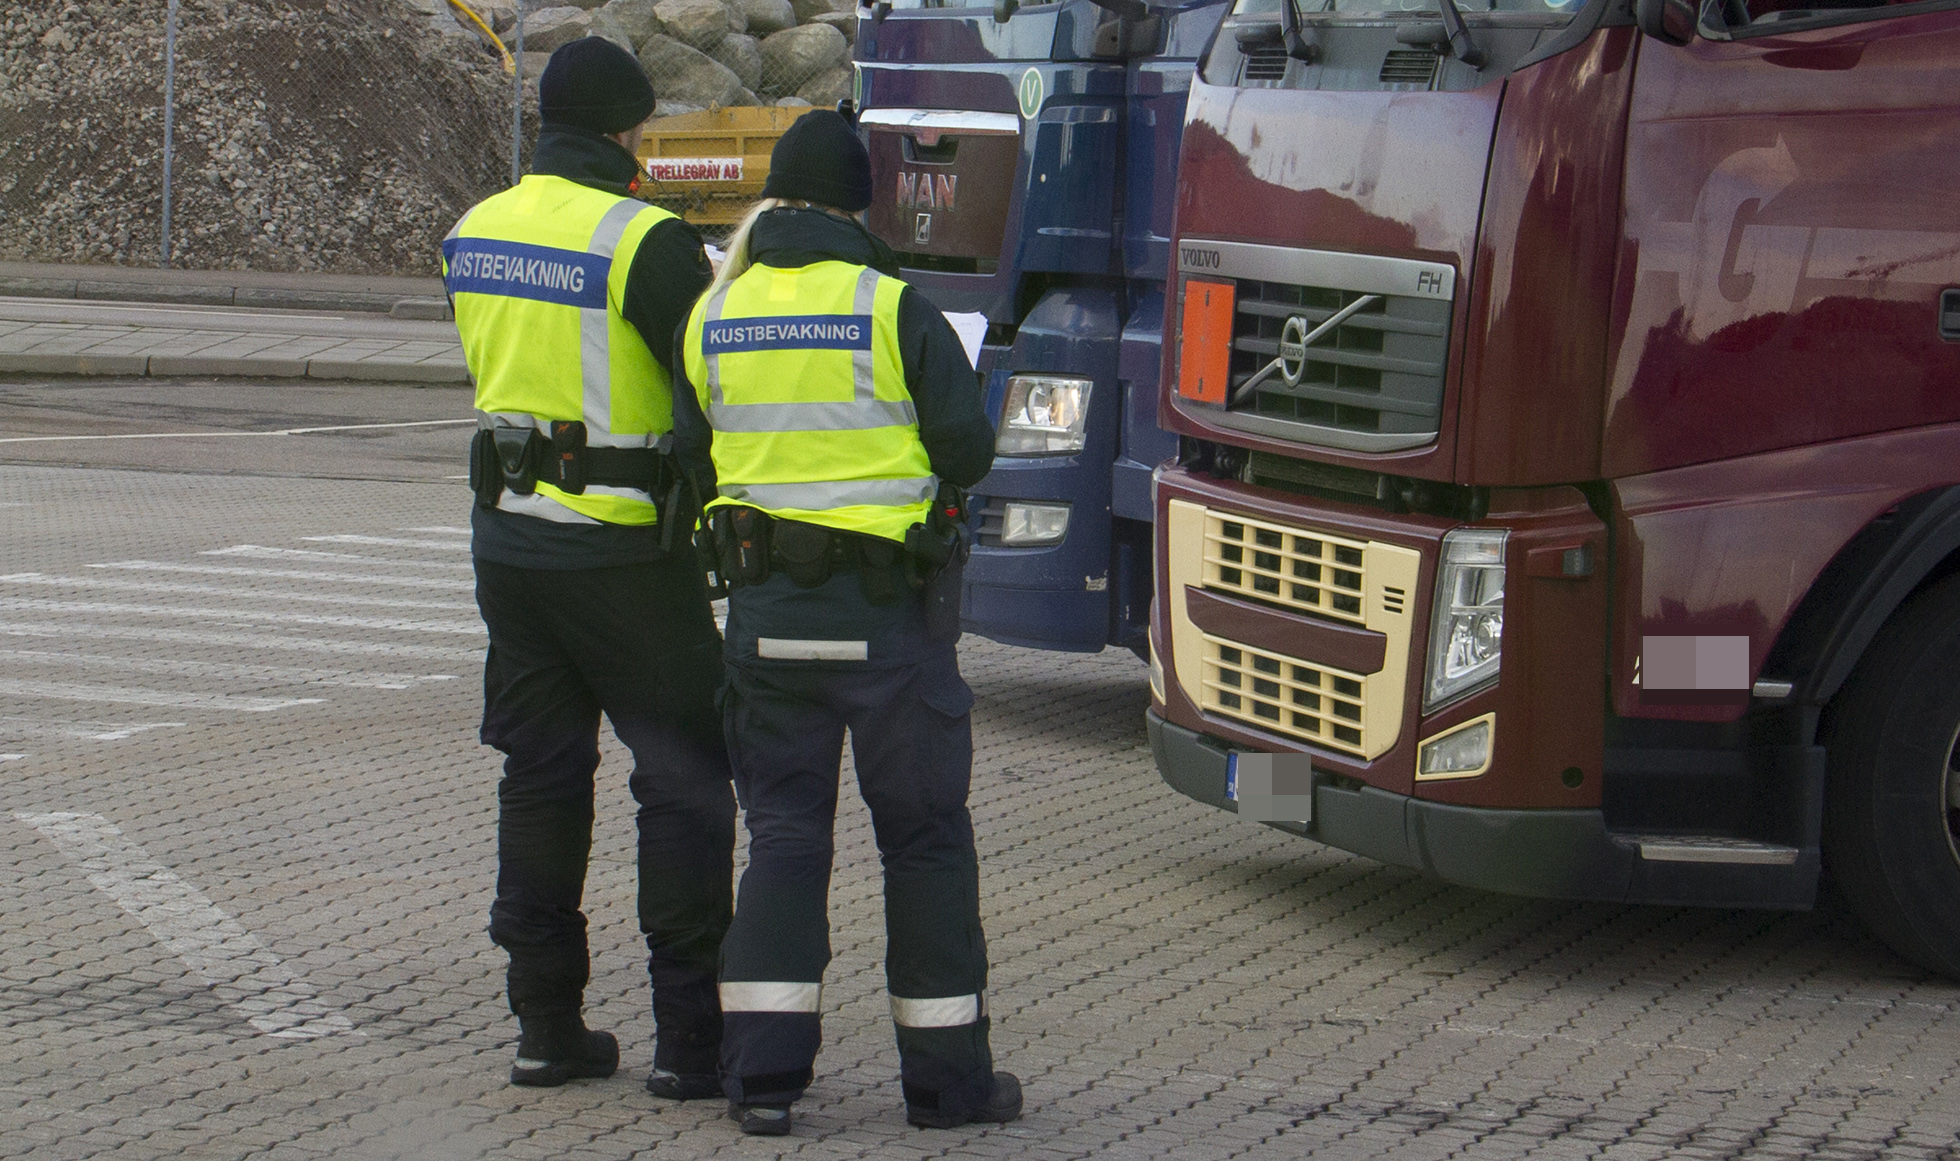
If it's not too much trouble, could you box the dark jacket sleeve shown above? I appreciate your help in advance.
[669,317,716,507]
[897,286,996,489]
[621,217,712,374]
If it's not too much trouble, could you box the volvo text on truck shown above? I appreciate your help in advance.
[854,0,1228,655]
[1146,0,1960,972]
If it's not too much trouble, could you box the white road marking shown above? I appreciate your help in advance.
[0,753,25,762]
[91,561,473,592]
[0,619,480,662]
[0,716,186,741]
[0,678,322,712]
[0,572,474,612]
[14,812,357,1039]
[398,527,471,536]
[301,535,471,551]
[0,418,473,446]
[0,648,456,691]
[0,595,483,635]
[204,544,472,571]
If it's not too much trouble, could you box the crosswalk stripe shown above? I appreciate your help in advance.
[90,562,474,591]
[15,812,357,1039]
[0,716,186,741]
[0,596,483,635]
[203,545,472,571]
[0,619,480,662]
[0,572,474,612]
[301,535,470,551]
[0,648,457,691]
[0,678,323,712]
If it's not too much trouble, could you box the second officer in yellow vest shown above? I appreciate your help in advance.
[671,111,1020,1136]
[444,38,735,1097]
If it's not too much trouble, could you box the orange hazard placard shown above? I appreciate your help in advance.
[1177,279,1234,404]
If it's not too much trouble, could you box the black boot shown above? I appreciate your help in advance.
[907,1071,1023,1129]
[511,1014,619,1088]
[646,1067,721,1101]
[729,1102,793,1136]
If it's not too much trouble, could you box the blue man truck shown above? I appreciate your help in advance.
[853,0,1229,655]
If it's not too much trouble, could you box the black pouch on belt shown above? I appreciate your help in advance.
[858,536,901,605]
[469,429,502,509]
[547,421,587,494]
[772,519,834,589]
[922,526,969,642]
[491,426,544,496]
[717,506,772,587]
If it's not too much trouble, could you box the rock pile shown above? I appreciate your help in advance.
[0,0,513,275]
[505,0,855,114]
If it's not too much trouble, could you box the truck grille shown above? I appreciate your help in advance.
[1202,634,1367,754]
[1229,280,1449,448]
[1165,499,1423,763]
[1379,49,1441,87]
[1241,46,1289,83]
[1203,511,1369,624]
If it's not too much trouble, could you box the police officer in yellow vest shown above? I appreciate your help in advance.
[671,111,1021,1136]
[443,38,735,1095]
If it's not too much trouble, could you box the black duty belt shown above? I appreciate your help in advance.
[470,421,670,503]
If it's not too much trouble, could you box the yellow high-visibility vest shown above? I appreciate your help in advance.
[682,260,935,544]
[445,176,679,526]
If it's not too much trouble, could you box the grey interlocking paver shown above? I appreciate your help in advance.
[1,462,1959,1159]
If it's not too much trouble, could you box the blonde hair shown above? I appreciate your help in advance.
[702,197,861,302]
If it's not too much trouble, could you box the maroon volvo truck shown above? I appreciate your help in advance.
[1147,0,1960,972]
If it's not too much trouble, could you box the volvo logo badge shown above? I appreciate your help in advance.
[1277,315,1310,386]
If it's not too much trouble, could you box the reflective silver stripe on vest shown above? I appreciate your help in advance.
[720,981,822,1013]
[579,199,652,437]
[890,994,983,1029]
[443,207,475,243]
[701,281,734,409]
[706,398,917,434]
[720,476,936,511]
[474,409,669,451]
[850,266,879,403]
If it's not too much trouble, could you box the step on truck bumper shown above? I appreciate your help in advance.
[1147,711,1834,907]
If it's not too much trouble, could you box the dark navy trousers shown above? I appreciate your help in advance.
[717,641,996,1115]
[475,550,736,1074]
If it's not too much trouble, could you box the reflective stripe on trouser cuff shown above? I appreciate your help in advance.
[721,476,936,511]
[720,981,823,1013]
[890,994,983,1028]
[756,639,869,662]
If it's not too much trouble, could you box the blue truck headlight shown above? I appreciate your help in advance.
[1423,529,1507,711]
[1000,501,1070,546]
[997,375,1092,456]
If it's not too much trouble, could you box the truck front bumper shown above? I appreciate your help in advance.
[1148,710,1639,903]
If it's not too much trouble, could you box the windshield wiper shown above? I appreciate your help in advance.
[1433,0,1486,66]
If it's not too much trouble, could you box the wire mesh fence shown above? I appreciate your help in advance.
[0,0,852,276]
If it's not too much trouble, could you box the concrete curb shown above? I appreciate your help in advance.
[0,263,451,319]
[0,351,468,383]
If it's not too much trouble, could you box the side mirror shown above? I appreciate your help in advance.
[1635,0,1697,44]
[994,0,1019,21]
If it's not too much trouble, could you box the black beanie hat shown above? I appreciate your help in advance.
[539,38,657,135]
[761,110,873,213]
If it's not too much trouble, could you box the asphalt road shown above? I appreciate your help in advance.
[1,375,1957,1161]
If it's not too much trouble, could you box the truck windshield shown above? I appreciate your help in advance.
[1230,0,1580,19]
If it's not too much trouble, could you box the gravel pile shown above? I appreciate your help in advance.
[0,0,515,275]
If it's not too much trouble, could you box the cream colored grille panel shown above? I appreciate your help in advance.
[1200,633,1368,755]
[1203,512,1369,623]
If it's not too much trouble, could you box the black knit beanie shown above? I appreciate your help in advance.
[539,38,657,135]
[761,110,873,213]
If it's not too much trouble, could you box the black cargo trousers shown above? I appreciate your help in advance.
[716,582,995,1117]
[474,545,736,1076]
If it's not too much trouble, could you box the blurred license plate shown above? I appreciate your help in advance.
[1225,751,1314,823]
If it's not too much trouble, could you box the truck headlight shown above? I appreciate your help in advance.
[1424,529,1507,711]
[997,375,1091,456]
[1000,501,1070,546]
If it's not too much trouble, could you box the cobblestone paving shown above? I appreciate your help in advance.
[1,464,1957,1161]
